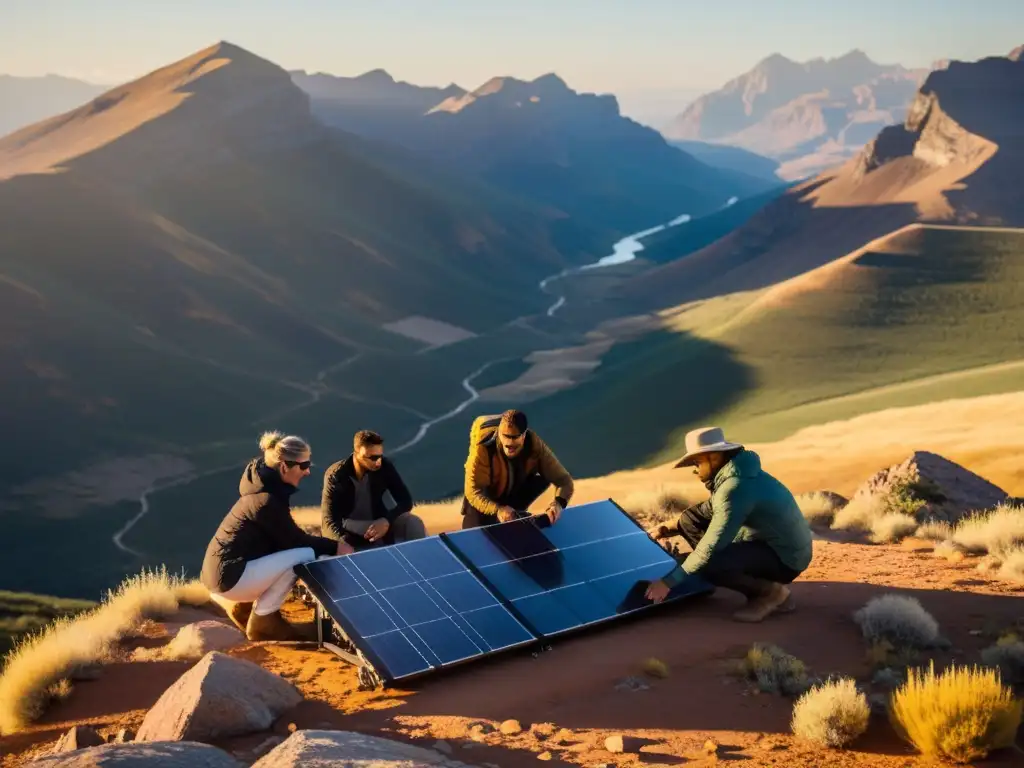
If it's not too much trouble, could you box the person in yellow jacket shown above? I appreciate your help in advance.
[461,410,575,528]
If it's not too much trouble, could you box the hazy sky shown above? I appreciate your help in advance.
[2,0,1021,122]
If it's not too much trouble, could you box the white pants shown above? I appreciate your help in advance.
[212,547,316,616]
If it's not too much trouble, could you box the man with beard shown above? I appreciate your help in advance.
[461,409,575,528]
[644,427,812,623]
[321,430,426,550]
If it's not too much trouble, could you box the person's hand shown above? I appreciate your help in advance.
[365,518,390,542]
[644,579,671,604]
[336,539,355,556]
[497,506,518,523]
[544,500,563,525]
[648,524,672,540]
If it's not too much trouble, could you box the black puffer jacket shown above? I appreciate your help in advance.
[200,457,337,593]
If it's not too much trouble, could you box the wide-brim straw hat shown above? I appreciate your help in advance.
[673,426,744,468]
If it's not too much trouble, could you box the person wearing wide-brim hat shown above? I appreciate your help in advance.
[643,426,813,622]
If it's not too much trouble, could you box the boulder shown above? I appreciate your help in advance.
[849,451,1008,522]
[164,621,245,660]
[251,730,455,767]
[135,651,302,743]
[25,741,243,767]
[51,726,105,753]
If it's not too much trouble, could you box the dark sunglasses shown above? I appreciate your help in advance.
[364,453,384,463]
[284,459,312,470]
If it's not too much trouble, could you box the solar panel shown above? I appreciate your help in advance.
[295,536,535,684]
[296,499,713,688]
[441,499,713,638]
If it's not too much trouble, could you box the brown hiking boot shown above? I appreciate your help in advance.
[227,601,253,632]
[732,583,792,623]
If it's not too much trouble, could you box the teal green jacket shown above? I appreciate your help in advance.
[662,450,813,587]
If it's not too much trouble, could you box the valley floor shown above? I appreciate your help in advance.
[4,538,1022,767]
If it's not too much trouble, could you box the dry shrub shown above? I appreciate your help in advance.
[796,491,843,527]
[890,662,1022,764]
[952,503,1024,557]
[866,639,918,671]
[998,547,1024,583]
[853,595,941,650]
[832,494,886,532]
[832,478,939,535]
[0,566,207,734]
[980,637,1024,686]
[620,486,692,529]
[791,677,870,748]
[870,513,919,544]
[740,643,810,696]
[915,520,954,542]
[932,539,967,562]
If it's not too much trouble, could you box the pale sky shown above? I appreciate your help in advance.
[2,0,1021,123]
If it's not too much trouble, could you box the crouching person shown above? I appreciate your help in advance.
[320,430,427,550]
[201,431,353,641]
[644,427,813,623]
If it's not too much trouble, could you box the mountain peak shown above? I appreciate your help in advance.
[355,68,396,84]
[1009,44,1024,62]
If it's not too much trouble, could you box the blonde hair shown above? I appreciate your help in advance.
[259,431,310,467]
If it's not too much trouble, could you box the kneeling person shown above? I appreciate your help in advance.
[201,432,352,641]
[321,430,426,550]
[644,427,813,622]
[461,410,574,528]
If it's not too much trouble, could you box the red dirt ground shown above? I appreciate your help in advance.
[4,539,1024,767]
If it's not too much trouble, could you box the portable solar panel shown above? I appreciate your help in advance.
[296,498,713,689]
[295,536,536,686]
[441,499,713,638]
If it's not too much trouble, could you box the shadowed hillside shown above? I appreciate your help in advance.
[299,71,775,236]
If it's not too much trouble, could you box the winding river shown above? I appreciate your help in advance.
[113,196,737,555]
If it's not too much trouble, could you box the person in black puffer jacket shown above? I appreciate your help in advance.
[200,431,352,641]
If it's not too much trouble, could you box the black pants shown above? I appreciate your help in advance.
[676,503,801,600]
[461,472,551,529]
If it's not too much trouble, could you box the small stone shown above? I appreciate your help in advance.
[704,739,719,755]
[52,725,105,753]
[531,722,556,738]
[554,728,574,744]
[538,751,553,761]
[434,739,453,755]
[605,734,625,753]
[500,719,523,735]
[287,723,298,734]
[115,728,134,743]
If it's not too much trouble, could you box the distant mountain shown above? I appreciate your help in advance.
[0,74,109,138]
[662,50,930,180]
[0,41,604,490]
[667,140,781,183]
[626,45,1024,308]
[298,71,775,235]
[290,68,465,141]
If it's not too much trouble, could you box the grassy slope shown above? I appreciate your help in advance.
[519,226,1024,475]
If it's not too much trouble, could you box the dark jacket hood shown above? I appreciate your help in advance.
[239,457,298,499]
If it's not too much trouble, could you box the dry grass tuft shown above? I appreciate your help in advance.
[853,595,942,650]
[952,503,1024,557]
[0,566,208,734]
[796,491,844,527]
[866,639,918,671]
[791,677,871,749]
[870,513,919,544]
[890,662,1022,764]
[740,643,810,697]
[619,486,693,529]
[832,494,886,533]
[998,547,1024,583]
[933,539,967,563]
[980,637,1024,686]
[642,657,670,679]
[915,520,954,542]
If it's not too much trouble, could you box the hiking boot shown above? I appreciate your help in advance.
[732,583,791,623]
[246,609,302,641]
[227,601,253,632]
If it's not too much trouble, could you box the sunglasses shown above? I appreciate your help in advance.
[364,453,384,463]
[284,459,312,470]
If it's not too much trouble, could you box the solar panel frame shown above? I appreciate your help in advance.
[295,536,538,685]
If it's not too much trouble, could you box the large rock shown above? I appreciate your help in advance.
[51,726,105,753]
[251,730,461,767]
[25,741,243,767]
[136,651,302,743]
[850,450,1008,522]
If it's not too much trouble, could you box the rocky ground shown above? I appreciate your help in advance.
[3,534,1023,767]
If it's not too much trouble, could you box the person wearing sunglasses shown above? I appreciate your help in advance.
[200,431,352,641]
[461,409,575,528]
[320,429,426,551]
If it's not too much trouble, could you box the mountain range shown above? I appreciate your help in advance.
[663,49,932,180]
[0,74,109,138]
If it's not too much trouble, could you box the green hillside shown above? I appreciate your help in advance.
[519,226,1024,474]
[0,591,95,658]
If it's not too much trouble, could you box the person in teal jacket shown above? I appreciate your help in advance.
[644,427,813,622]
